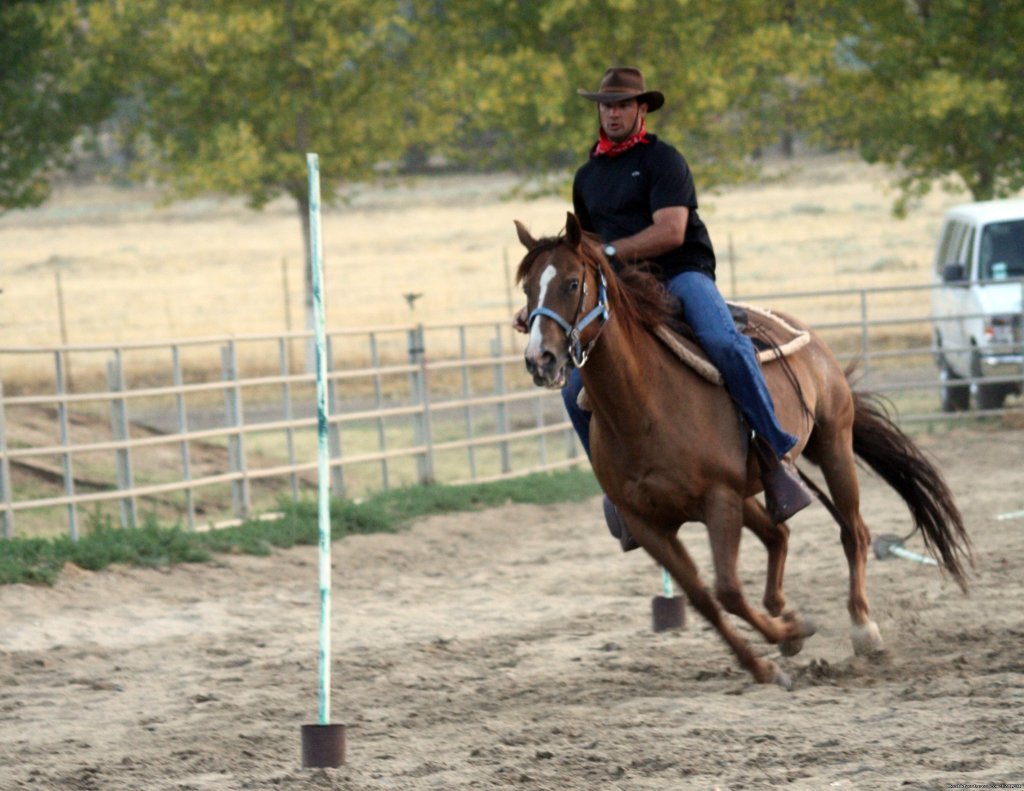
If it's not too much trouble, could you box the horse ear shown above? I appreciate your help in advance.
[514,220,538,250]
[565,212,582,249]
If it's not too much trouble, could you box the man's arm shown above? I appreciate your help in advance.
[608,206,688,263]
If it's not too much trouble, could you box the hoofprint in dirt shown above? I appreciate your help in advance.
[0,429,1021,791]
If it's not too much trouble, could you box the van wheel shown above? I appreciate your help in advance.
[940,362,970,412]
[971,352,1008,410]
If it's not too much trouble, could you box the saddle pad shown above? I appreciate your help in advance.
[576,303,811,410]
[653,302,810,386]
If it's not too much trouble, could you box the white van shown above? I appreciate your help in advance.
[932,199,1024,411]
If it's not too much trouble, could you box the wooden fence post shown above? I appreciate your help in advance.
[54,271,73,389]
[281,257,295,365]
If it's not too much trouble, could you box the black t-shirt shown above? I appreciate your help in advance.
[572,134,716,280]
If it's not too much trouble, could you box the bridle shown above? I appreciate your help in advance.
[527,252,611,368]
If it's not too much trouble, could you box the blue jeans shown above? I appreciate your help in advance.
[562,270,797,460]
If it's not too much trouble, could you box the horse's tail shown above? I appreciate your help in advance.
[850,389,972,591]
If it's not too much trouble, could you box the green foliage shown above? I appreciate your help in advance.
[411,0,847,189]
[0,469,599,586]
[71,513,213,570]
[87,0,415,208]
[7,1,1020,221]
[828,1,1024,212]
[0,536,67,586]
[0,1,117,211]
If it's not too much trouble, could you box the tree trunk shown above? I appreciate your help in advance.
[970,163,995,202]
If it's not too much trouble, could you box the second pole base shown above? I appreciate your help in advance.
[651,595,686,632]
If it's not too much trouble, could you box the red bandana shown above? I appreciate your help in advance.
[591,119,650,158]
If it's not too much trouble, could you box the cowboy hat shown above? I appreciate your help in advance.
[577,67,664,112]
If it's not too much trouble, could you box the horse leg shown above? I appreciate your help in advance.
[812,431,884,655]
[704,491,815,657]
[741,497,789,617]
[628,514,792,688]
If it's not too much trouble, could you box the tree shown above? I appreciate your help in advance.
[86,0,416,362]
[828,0,1024,214]
[411,0,848,190]
[0,1,116,212]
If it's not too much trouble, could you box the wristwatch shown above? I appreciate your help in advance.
[603,244,617,259]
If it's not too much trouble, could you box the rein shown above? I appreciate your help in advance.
[528,255,611,368]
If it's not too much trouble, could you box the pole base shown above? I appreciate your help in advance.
[301,723,346,768]
[871,533,903,560]
[651,595,686,632]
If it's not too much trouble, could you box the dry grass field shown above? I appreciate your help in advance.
[1,152,967,358]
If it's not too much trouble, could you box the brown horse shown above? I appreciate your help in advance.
[515,212,971,688]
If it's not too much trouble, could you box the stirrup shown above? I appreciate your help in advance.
[602,495,640,553]
[761,460,813,524]
[750,434,812,523]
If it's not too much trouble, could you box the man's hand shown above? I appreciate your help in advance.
[512,305,529,334]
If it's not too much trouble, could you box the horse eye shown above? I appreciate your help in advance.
[568,278,580,292]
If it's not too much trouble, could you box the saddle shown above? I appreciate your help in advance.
[653,302,810,386]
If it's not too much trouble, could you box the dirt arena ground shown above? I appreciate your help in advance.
[1,426,1022,790]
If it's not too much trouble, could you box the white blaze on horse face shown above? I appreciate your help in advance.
[526,264,558,359]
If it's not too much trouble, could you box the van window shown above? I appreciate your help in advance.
[944,221,967,267]
[980,220,1024,279]
[963,226,976,277]
[936,222,957,272]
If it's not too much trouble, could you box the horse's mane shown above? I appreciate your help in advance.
[515,230,679,334]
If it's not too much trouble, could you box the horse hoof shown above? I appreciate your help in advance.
[779,636,804,657]
[756,660,793,690]
[779,612,816,655]
[852,621,884,656]
[773,664,794,691]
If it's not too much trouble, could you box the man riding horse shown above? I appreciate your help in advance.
[514,66,811,547]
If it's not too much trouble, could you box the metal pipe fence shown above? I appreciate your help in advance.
[0,320,578,539]
[1,282,1021,539]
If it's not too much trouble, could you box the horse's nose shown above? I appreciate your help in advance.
[524,348,556,377]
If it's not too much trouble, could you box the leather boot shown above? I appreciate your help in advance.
[761,458,813,524]
[603,495,640,552]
